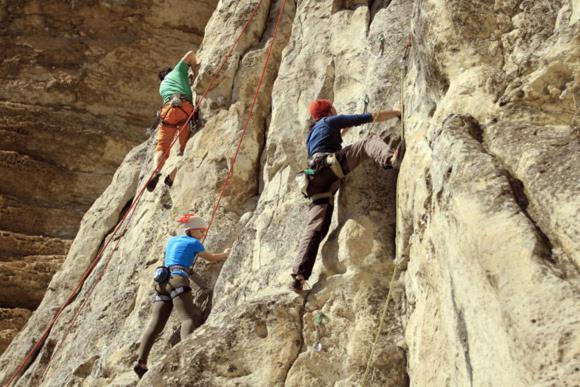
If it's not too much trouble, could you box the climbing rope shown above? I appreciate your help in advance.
[360,260,402,386]
[399,34,412,142]
[201,0,288,244]
[361,34,412,386]
[40,0,287,382]
[6,1,266,385]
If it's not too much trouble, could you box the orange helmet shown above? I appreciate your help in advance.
[308,99,333,121]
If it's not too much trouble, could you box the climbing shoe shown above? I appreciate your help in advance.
[146,172,161,192]
[391,140,406,170]
[289,274,305,293]
[133,363,148,379]
[164,175,173,188]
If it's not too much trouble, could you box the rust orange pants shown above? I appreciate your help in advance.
[155,100,194,154]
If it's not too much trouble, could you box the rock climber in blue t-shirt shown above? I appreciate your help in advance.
[134,214,229,378]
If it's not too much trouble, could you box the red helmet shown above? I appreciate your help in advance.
[309,99,333,121]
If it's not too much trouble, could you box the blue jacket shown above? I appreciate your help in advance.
[306,113,373,157]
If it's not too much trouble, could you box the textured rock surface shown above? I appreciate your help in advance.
[0,0,578,386]
[398,0,580,385]
[0,0,218,354]
[0,308,31,355]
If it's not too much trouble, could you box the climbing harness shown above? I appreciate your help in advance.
[8,1,269,385]
[153,263,197,302]
[361,259,404,385]
[313,311,328,352]
[159,96,198,132]
[296,152,344,203]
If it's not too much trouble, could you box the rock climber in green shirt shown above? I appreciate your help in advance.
[147,50,198,192]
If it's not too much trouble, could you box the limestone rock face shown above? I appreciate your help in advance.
[398,0,580,385]
[0,0,578,386]
[0,0,218,354]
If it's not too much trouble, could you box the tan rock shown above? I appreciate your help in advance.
[398,0,580,385]
[0,0,219,355]
[0,308,31,354]
[0,254,66,310]
[0,1,578,387]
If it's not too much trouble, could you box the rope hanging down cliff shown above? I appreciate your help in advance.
[39,0,288,383]
[399,34,412,142]
[203,0,289,245]
[6,1,267,385]
[361,34,412,387]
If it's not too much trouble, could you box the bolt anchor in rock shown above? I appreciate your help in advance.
[400,33,413,66]
[314,339,323,352]
[376,33,385,57]
[362,94,370,113]
[313,311,328,352]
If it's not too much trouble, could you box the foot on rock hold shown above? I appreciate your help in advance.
[289,274,305,293]
[164,175,173,188]
[146,173,161,192]
[133,363,148,379]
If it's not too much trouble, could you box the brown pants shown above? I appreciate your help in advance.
[292,135,396,280]
[137,275,199,365]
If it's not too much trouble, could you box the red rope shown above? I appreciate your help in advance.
[6,1,265,385]
[203,0,288,246]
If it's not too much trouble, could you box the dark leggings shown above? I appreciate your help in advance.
[137,290,197,365]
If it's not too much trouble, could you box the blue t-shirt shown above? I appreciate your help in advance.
[306,113,373,157]
[164,235,205,268]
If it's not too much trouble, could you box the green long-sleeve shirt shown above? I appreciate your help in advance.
[159,58,193,104]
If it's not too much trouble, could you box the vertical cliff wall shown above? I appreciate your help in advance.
[0,0,218,354]
[0,0,578,386]
[399,1,579,385]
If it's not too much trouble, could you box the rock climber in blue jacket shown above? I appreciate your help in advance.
[291,99,403,292]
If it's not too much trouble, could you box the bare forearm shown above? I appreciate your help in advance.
[199,249,229,262]
[372,110,401,122]
[206,252,227,262]
[183,50,197,66]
